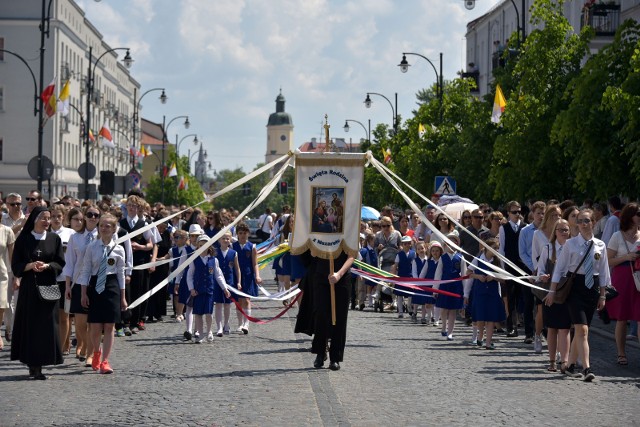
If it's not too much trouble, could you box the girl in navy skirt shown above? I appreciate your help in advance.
[233,222,262,333]
[467,237,506,350]
[410,241,428,323]
[417,242,445,325]
[436,234,465,340]
[215,231,240,336]
[358,233,378,310]
[78,214,127,374]
[187,235,229,343]
[391,236,415,318]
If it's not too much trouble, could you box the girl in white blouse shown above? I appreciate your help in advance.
[79,214,127,374]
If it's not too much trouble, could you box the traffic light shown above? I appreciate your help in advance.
[242,183,251,196]
[279,181,288,195]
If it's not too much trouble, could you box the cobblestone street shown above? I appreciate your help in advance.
[2,277,639,426]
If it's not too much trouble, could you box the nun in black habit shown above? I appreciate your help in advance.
[10,206,66,380]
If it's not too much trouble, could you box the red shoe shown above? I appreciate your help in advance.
[91,351,101,371]
[137,321,146,331]
[100,360,113,374]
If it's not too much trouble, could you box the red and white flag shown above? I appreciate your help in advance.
[40,77,56,118]
[99,122,115,148]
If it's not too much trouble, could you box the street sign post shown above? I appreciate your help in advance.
[434,176,456,195]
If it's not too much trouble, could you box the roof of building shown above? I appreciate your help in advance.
[298,138,361,153]
[267,90,293,126]
[141,118,164,145]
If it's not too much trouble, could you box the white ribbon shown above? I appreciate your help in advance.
[226,283,300,301]
[128,154,293,309]
[133,256,179,270]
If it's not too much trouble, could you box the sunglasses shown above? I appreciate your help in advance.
[9,203,22,207]
[462,216,471,219]
[576,218,592,224]
[510,210,521,214]
[86,212,101,219]
[473,215,484,219]
[26,197,38,202]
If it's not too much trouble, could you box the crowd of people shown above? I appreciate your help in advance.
[0,189,263,379]
[1,189,638,381]
[350,197,639,382]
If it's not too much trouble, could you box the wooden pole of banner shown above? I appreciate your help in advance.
[329,254,336,326]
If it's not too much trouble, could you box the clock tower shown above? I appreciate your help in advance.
[266,90,293,165]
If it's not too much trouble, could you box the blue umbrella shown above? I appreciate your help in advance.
[361,206,380,220]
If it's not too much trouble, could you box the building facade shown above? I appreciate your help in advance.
[0,0,140,200]
[465,0,640,97]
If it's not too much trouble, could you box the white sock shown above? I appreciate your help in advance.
[278,281,285,293]
[186,306,194,333]
[236,308,244,327]
[223,304,231,330]
[214,304,223,332]
[434,306,441,322]
[397,296,404,313]
[472,325,478,341]
[244,308,251,329]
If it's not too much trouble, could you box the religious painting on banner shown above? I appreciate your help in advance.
[290,152,366,260]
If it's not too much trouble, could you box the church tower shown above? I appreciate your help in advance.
[266,90,294,164]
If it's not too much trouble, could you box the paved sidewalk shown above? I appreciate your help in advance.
[1,282,639,426]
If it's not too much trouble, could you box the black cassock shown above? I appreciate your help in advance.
[11,232,65,367]
[295,251,351,363]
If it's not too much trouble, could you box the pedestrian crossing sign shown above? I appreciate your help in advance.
[434,176,456,195]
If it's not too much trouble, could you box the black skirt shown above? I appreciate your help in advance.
[58,281,66,307]
[87,274,121,324]
[69,282,88,315]
[543,301,572,329]
[567,274,600,326]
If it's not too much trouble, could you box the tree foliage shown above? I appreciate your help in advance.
[489,0,591,201]
[145,152,206,206]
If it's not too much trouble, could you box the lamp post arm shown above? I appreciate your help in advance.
[345,119,370,142]
[403,52,439,82]
[0,49,39,116]
[367,92,396,130]
[91,47,129,78]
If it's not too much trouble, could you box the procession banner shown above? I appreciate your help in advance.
[290,152,366,259]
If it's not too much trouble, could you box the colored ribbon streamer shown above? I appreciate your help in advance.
[230,293,301,324]
[350,268,463,298]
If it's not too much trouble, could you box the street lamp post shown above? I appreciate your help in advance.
[343,119,371,145]
[84,46,133,200]
[398,52,443,122]
[0,0,55,193]
[132,87,167,168]
[364,92,398,133]
[160,115,190,203]
[176,133,199,159]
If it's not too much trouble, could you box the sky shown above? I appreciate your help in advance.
[77,0,500,175]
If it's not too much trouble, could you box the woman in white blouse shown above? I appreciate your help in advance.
[550,209,610,382]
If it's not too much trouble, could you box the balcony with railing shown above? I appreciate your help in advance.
[581,3,621,36]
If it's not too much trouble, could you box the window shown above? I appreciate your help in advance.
[0,38,4,61]
[0,138,3,161]
[0,86,4,111]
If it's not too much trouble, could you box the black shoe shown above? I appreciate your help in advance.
[350,303,356,310]
[183,331,192,341]
[359,303,365,311]
[329,361,340,371]
[313,354,324,369]
[506,330,519,337]
[28,366,36,377]
[582,368,595,382]
[563,363,583,379]
[523,336,534,344]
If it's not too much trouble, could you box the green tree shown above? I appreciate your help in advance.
[489,0,591,201]
[145,152,205,206]
[210,162,295,218]
[553,20,640,198]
